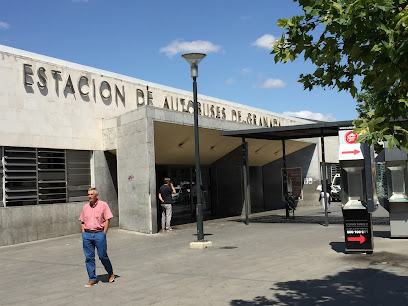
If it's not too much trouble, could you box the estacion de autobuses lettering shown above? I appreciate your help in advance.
[23,64,281,127]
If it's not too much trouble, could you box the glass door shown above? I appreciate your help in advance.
[156,165,211,224]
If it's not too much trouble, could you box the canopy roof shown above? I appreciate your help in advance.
[221,120,354,140]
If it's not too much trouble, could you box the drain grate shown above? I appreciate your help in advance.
[219,246,238,249]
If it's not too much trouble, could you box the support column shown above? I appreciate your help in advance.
[242,138,249,225]
[321,129,329,226]
[117,116,157,233]
[282,139,289,219]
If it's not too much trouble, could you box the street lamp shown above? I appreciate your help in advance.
[182,53,206,241]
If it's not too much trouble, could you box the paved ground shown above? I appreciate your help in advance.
[1,202,407,305]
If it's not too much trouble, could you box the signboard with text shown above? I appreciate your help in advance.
[343,209,374,253]
[281,167,303,199]
[339,129,363,160]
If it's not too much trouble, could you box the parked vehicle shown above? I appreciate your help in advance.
[331,174,341,201]
[172,186,190,204]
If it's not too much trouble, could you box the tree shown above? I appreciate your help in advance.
[271,0,408,150]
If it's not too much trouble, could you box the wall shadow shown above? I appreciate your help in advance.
[104,151,118,195]
[262,143,316,211]
[230,268,408,305]
[233,215,389,226]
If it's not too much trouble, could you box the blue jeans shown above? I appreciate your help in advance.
[82,231,113,281]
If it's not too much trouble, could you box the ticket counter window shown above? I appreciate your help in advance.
[388,166,408,200]
[342,166,365,205]
[348,171,364,201]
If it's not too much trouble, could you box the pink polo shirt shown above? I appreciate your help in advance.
[79,200,113,231]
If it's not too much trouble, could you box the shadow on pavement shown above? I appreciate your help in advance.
[230,268,408,305]
[97,273,120,283]
[233,215,389,226]
[330,242,345,253]
[373,230,390,238]
[192,233,213,237]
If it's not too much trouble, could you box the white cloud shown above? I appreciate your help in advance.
[283,110,336,122]
[257,78,286,88]
[225,78,235,85]
[251,34,277,50]
[160,40,222,58]
[241,68,250,75]
[0,21,10,29]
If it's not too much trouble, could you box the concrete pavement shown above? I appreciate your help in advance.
[1,203,407,305]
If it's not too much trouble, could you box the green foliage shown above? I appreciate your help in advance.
[272,0,408,150]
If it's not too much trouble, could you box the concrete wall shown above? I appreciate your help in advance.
[0,151,119,247]
[321,136,340,163]
[93,150,119,227]
[116,109,157,233]
[0,202,84,247]
[249,166,264,213]
[209,140,322,217]
[0,49,129,150]
[0,45,308,152]
[0,45,330,245]
[210,146,244,217]
[263,143,319,210]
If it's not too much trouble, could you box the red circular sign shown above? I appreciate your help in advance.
[345,131,358,144]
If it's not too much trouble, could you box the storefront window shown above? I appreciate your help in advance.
[156,165,211,223]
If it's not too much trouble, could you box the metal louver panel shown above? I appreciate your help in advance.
[330,164,340,181]
[67,150,91,202]
[0,147,4,207]
[4,147,38,206]
[2,146,91,207]
[375,162,388,199]
[38,149,67,204]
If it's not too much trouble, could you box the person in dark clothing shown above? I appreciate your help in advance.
[158,178,176,231]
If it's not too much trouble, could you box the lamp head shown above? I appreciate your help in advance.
[182,53,206,78]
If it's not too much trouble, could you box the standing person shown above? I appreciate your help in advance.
[79,188,115,287]
[319,185,331,213]
[158,178,176,231]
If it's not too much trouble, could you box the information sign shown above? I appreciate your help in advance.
[281,167,302,199]
[343,209,374,253]
[339,129,363,160]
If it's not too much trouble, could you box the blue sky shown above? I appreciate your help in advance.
[0,0,358,121]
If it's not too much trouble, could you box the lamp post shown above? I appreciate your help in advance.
[182,53,206,241]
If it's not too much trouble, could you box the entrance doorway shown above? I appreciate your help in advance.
[156,165,211,227]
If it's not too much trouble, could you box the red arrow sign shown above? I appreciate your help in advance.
[342,149,360,155]
[347,235,366,244]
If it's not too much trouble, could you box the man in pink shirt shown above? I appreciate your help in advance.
[79,188,115,287]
